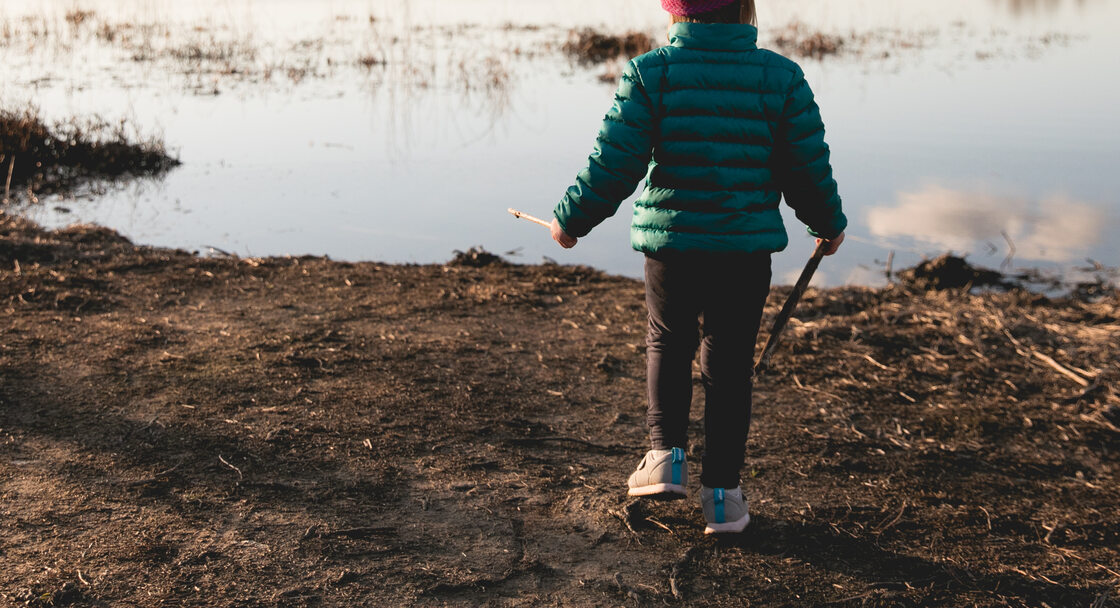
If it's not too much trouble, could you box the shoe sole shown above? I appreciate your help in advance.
[703,513,750,534]
[628,483,687,498]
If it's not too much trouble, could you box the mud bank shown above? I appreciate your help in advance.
[1,214,1117,607]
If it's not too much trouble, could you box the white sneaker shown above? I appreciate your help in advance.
[627,448,687,498]
[700,486,750,534]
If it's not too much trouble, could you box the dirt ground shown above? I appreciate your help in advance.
[1,212,1118,607]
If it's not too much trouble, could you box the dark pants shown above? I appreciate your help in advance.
[644,252,772,489]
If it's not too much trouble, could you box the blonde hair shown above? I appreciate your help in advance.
[670,0,757,26]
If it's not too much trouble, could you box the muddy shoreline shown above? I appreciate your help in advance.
[1,213,1118,606]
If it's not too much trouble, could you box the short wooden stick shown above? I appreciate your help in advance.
[508,208,551,229]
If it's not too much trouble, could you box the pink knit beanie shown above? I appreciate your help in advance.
[661,0,737,16]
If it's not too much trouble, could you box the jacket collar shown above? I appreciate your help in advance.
[668,22,758,51]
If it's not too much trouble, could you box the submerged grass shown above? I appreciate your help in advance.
[0,108,179,203]
[1,7,526,103]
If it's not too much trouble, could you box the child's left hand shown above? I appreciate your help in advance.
[551,218,578,249]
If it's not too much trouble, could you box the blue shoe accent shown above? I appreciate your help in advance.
[671,448,684,485]
[714,488,725,523]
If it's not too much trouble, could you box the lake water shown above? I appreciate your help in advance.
[3,0,1118,287]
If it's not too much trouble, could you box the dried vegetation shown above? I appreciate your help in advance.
[772,22,846,59]
[562,28,655,64]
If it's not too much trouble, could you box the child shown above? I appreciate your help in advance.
[550,0,847,534]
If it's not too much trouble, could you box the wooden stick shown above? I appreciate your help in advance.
[508,208,551,229]
[3,155,14,205]
[1001,323,1092,388]
[1031,349,1091,388]
[755,240,829,375]
[218,454,243,479]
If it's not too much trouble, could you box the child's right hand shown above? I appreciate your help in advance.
[551,218,578,249]
[816,231,845,256]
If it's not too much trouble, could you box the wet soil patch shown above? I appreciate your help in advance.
[1,214,1117,606]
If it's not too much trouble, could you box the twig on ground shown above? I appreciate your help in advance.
[863,354,895,371]
[1042,519,1062,544]
[154,461,183,477]
[644,516,673,534]
[1054,547,1120,581]
[978,506,992,531]
[1030,349,1091,388]
[218,454,243,479]
[791,374,844,401]
[875,501,907,533]
[1000,326,1092,388]
[1080,412,1120,434]
[1010,566,1061,585]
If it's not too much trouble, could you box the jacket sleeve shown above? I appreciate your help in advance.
[773,67,847,240]
[553,60,655,238]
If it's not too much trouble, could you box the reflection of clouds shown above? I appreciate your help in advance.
[866,185,1106,262]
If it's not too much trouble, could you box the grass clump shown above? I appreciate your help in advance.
[773,22,845,59]
[562,28,654,64]
[0,107,179,202]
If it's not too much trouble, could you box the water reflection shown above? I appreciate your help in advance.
[866,185,1107,263]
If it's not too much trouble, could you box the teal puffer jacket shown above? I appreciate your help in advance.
[554,22,847,254]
